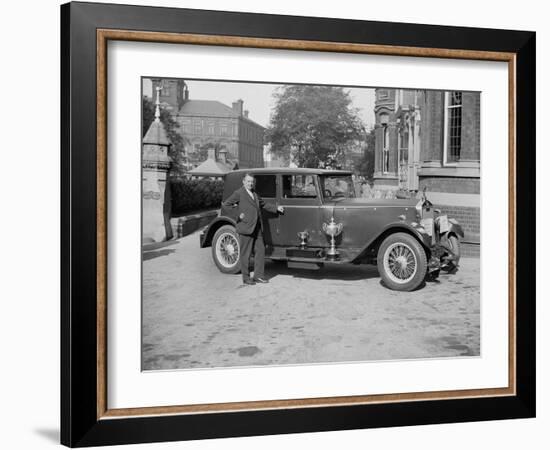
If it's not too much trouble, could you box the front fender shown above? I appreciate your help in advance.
[199,216,237,248]
[448,219,465,238]
[354,222,432,262]
[383,222,433,248]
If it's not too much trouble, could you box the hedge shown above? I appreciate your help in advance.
[170,178,224,216]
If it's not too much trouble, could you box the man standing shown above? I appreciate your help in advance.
[223,173,284,285]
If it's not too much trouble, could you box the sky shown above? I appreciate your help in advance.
[143,78,376,129]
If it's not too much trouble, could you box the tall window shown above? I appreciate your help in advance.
[379,113,390,174]
[160,85,172,97]
[182,120,191,134]
[382,125,389,173]
[445,91,462,164]
[193,120,202,135]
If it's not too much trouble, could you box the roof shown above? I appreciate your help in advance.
[188,158,232,176]
[178,100,265,129]
[227,168,353,176]
[143,120,171,146]
[179,100,236,118]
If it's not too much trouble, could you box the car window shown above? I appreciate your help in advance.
[282,175,318,198]
[321,175,356,199]
[254,175,277,198]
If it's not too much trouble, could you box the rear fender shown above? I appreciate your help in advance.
[200,216,237,248]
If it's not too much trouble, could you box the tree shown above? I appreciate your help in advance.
[266,85,364,168]
[142,96,188,176]
[355,127,376,181]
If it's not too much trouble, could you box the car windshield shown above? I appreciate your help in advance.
[320,175,356,199]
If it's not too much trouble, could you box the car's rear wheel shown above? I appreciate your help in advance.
[377,232,427,291]
[211,225,241,274]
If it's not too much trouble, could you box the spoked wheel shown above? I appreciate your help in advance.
[211,225,241,274]
[377,232,427,291]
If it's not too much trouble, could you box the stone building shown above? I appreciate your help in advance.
[373,88,481,246]
[151,78,265,170]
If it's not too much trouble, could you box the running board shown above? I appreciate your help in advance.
[266,246,356,265]
[286,248,324,258]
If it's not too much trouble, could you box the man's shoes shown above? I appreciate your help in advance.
[253,277,269,284]
[243,279,256,286]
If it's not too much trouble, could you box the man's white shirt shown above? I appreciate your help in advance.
[245,187,255,200]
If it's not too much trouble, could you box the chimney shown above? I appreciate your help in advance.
[232,99,244,116]
[244,110,249,118]
[175,79,188,110]
[219,148,228,164]
[207,148,216,160]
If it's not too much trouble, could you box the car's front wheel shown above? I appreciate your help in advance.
[211,225,241,274]
[377,232,427,291]
[442,234,460,272]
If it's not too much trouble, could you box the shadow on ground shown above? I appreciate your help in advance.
[142,239,180,252]
[143,249,176,261]
[264,261,380,282]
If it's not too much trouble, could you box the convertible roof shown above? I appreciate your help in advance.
[227,168,353,176]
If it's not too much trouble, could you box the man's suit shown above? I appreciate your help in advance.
[223,186,277,281]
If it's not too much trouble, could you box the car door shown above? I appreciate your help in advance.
[276,174,324,248]
[253,174,279,246]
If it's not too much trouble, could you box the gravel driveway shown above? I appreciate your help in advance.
[142,230,480,370]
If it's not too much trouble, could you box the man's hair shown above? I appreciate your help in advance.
[242,173,255,180]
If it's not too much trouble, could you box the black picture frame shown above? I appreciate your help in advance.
[61,1,535,447]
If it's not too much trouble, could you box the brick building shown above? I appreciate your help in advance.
[373,88,480,245]
[151,78,265,170]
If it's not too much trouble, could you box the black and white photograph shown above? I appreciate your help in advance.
[141,77,481,371]
[0,0,543,446]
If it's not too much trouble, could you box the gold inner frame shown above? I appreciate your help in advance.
[96,29,517,420]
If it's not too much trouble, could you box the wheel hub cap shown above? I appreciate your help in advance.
[396,255,408,269]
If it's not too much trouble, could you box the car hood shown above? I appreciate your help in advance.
[324,197,420,208]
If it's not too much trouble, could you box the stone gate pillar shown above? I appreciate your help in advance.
[142,87,172,243]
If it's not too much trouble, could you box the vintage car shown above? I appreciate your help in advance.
[199,168,463,291]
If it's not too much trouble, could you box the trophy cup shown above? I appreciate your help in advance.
[297,231,309,249]
[322,217,343,258]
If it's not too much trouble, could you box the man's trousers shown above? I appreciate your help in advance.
[239,223,265,281]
